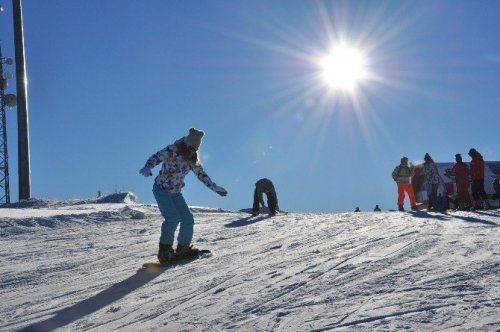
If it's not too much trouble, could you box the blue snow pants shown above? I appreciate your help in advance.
[153,184,194,246]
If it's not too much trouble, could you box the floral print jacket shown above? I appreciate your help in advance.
[144,141,218,193]
[424,162,440,185]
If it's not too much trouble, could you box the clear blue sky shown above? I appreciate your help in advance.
[1,0,499,212]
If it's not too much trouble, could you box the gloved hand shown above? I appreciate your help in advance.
[139,166,152,177]
[214,185,227,197]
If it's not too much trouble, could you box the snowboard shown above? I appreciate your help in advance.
[142,249,212,270]
[239,208,288,216]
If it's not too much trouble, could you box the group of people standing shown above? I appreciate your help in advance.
[392,148,495,212]
[446,148,490,210]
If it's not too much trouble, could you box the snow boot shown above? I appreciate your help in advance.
[398,205,404,211]
[158,243,175,265]
[471,200,483,210]
[411,205,419,211]
[176,244,200,259]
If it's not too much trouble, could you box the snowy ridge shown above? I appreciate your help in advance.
[6,192,138,208]
[189,206,229,213]
[0,199,499,331]
[0,193,229,237]
[0,206,151,237]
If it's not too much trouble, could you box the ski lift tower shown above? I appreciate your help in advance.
[0,3,17,206]
[0,44,16,205]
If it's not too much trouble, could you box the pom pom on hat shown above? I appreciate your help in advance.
[184,128,204,150]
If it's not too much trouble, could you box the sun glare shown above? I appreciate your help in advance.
[319,45,367,90]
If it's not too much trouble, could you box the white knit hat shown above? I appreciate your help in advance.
[184,128,204,150]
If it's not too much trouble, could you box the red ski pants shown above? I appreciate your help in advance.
[397,183,417,207]
[456,180,471,205]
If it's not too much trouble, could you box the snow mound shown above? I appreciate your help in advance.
[6,192,138,209]
[189,206,229,213]
[94,192,138,204]
[7,198,67,209]
[120,206,147,220]
[0,205,153,237]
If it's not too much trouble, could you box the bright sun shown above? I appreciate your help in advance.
[319,45,367,90]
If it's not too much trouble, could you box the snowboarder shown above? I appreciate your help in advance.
[354,207,361,212]
[252,178,279,216]
[447,153,471,210]
[468,148,489,210]
[392,157,418,211]
[373,205,381,212]
[423,153,440,210]
[139,128,227,264]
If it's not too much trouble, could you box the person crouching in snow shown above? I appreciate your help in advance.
[392,156,418,211]
[252,178,279,216]
[139,128,227,264]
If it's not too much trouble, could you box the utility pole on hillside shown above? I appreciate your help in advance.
[0,3,18,206]
[0,45,17,206]
[12,0,31,200]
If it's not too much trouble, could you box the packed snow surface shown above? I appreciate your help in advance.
[1,193,499,331]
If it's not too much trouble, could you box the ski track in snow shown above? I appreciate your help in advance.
[1,198,499,331]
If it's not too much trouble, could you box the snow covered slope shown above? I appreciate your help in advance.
[1,194,499,331]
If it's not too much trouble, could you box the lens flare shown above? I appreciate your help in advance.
[319,45,367,90]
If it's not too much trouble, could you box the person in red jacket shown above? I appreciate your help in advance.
[468,148,489,210]
[449,153,471,210]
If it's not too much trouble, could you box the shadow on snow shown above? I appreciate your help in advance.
[18,268,165,332]
[409,210,499,227]
[224,215,270,228]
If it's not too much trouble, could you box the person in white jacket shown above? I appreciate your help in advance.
[140,128,227,264]
[392,156,418,211]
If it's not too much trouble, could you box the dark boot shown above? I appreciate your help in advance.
[398,205,404,211]
[472,200,483,210]
[158,243,175,265]
[176,244,199,259]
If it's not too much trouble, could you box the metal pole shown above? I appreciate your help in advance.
[12,0,31,200]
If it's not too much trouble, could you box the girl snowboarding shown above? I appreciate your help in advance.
[140,128,227,264]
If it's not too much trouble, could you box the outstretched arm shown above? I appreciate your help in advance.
[191,163,227,196]
[140,145,171,177]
